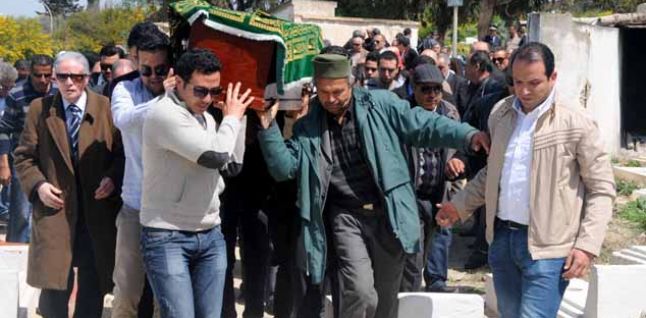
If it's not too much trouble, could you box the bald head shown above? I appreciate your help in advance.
[112,59,136,79]
[420,49,438,64]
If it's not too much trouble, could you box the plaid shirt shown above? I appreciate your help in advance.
[0,80,58,154]
[327,104,381,209]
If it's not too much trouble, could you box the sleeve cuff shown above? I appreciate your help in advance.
[0,140,11,155]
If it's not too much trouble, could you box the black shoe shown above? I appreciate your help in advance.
[464,251,488,270]
[426,282,458,293]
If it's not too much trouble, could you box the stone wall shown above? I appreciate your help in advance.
[271,1,420,49]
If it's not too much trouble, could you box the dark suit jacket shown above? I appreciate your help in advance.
[15,89,124,292]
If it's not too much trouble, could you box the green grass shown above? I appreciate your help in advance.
[618,198,646,231]
[617,179,639,197]
[625,160,642,168]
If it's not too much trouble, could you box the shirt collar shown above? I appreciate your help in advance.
[512,87,555,119]
[62,91,88,113]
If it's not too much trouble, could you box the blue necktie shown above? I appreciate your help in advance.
[66,104,82,159]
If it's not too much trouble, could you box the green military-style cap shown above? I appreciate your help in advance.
[313,54,351,79]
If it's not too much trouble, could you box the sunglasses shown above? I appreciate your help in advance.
[55,73,88,84]
[140,64,169,77]
[193,86,223,99]
[492,57,506,64]
[32,73,52,79]
[419,85,443,95]
[100,63,113,71]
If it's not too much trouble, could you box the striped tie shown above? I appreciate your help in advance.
[66,104,82,159]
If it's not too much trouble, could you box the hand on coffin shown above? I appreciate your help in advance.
[256,100,280,129]
[223,82,254,120]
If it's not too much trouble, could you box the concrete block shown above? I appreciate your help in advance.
[631,188,646,200]
[613,166,646,186]
[324,292,484,317]
[584,264,646,318]
[398,292,483,318]
[638,3,646,13]
[557,279,588,318]
[612,245,646,265]
[0,270,19,318]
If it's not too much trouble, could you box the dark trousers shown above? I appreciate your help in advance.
[38,218,104,318]
[327,206,405,318]
[221,206,271,318]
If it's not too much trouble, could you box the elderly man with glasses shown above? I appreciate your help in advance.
[14,50,124,318]
[0,54,58,243]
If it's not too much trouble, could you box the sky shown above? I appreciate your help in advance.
[0,0,124,18]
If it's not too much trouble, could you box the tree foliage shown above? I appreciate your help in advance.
[53,7,147,52]
[40,0,81,17]
[0,16,54,63]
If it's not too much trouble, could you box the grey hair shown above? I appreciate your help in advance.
[54,51,90,74]
[0,62,18,83]
[437,53,450,65]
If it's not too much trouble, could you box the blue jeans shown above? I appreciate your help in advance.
[6,162,31,243]
[424,225,452,288]
[489,222,569,318]
[141,225,227,318]
[0,183,10,217]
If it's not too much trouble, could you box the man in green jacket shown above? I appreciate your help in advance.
[256,54,489,318]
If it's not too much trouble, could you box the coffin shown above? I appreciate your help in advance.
[170,0,324,110]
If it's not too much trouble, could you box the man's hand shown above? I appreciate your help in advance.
[446,158,466,179]
[37,182,64,209]
[470,131,490,154]
[435,202,460,228]
[94,177,115,200]
[223,82,254,120]
[562,248,594,280]
[163,68,176,92]
[256,100,280,129]
[0,154,10,186]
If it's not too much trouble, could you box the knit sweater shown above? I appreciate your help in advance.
[140,92,246,231]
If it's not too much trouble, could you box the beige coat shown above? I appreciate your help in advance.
[14,90,124,292]
[451,95,616,259]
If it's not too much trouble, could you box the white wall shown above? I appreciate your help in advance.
[271,1,419,50]
[538,13,622,153]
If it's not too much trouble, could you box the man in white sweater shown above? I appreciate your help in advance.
[140,48,252,318]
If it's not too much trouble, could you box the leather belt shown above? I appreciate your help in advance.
[495,217,528,230]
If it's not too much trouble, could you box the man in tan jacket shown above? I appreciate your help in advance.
[436,42,615,318]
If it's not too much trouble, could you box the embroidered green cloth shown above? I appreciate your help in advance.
[170,0,323,94]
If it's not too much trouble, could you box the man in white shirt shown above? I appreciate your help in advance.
[436,42,615,318]
[110,29,172,317]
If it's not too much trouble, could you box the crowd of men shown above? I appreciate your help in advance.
[0,19,615,318]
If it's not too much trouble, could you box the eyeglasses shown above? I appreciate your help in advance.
[100,63,113,71]
[419,85,443,95]
[379,67,398,74]
[32,73,52,79]
[140,64,169,77]
[192,86,223,99]
[55,73,88,84]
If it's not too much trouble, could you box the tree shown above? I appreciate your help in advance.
[0,17,54,63]
[40,0,81,17]
[53,7,147,52]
